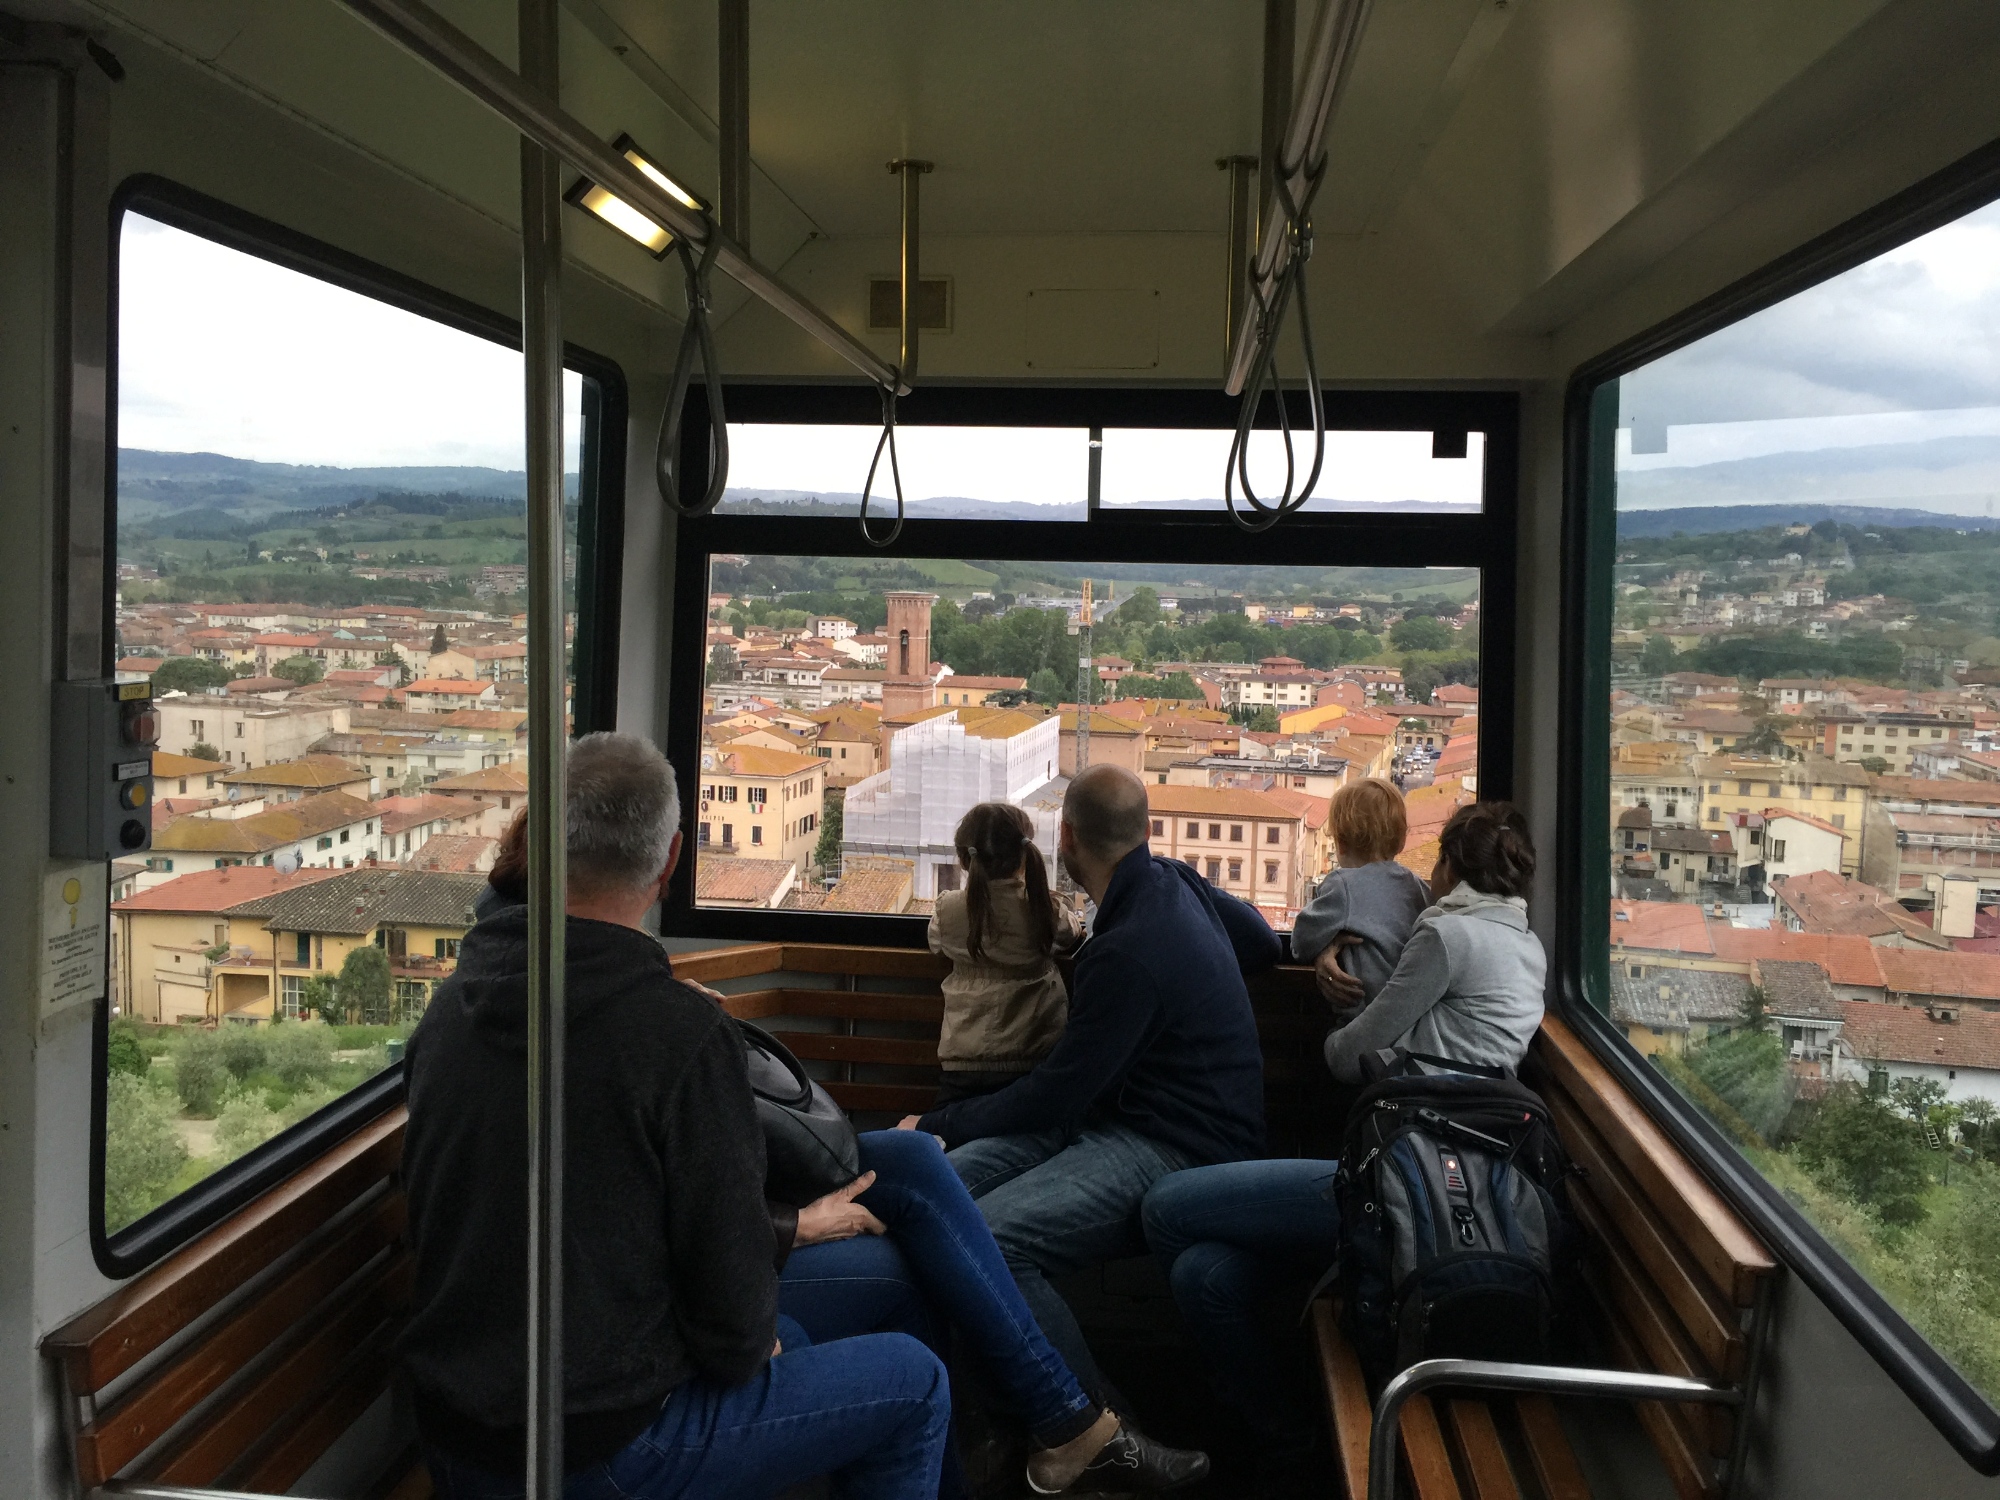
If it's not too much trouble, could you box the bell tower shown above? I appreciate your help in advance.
[883,591,938,717]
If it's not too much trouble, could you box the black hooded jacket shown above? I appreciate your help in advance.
[397,908,779,1471]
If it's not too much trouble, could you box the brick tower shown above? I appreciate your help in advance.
[882,591,938,718]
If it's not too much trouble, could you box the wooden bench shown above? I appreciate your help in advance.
[680,941,1339,1153]
[1310,1013,1780,1500]
[42,1109,428,1497]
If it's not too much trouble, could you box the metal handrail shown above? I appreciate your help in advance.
[1223,0,1374,396]
[333,0,905,393]
[1367,1358,1741,1500]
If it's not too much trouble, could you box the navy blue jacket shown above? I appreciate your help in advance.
[919,848,1276,1166]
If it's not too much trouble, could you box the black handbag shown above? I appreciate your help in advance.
[735,1018,862,1207]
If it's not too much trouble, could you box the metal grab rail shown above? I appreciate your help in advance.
[1367,1358,1742,1500]
[333,0,905,393]
[1223,0,1373,397]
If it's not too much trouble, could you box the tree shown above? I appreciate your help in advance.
[302,973,341,1025]
[431,622,449,655]
[1890,1076,1950,1124]
[1241,706,1280,733]
[1028,668,1063,704]
[218,1025,267,1080]
[188,741,222,763]
[152,657,234,695]
[1795,1084,1931,1225]
[814,789,845,875]
[707,643,740,686]
[102,1073,189,1233]
[1961,1098,1997,1157]
[106,1021,150,1079]
[1640,634,1679,678]
[1860,756,1891,776]
[338,944,393,1025]
[271,653,324,685]
[173,1030,228,1116]
[266,1022,335,1088]
[1390,615,1454,653]
[1116,586,1162,627]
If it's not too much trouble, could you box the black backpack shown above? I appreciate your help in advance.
[1335,1063,1576,1383]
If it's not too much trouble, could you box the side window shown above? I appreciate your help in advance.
[102,201,607,1249]
[1591,194,2000,1405]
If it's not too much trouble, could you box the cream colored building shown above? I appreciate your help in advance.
[154,698,350,767]
[1145,783,1315,914]
[697,744,826,871]
[1696,753,1870,875]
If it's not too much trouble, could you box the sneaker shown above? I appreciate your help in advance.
[1027,1416,1210,1494]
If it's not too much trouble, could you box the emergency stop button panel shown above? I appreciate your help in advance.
[52,680,159,860]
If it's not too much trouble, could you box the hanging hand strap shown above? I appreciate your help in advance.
[1223,157,1328,534]
[655,228,731,516]
[858,384,906,548]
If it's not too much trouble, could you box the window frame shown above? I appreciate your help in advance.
[1557,133,2000,1471]
[665,382,1518,948]
[93,176,628,1278]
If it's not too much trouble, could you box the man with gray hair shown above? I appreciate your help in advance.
[905,763,1278,1405]
[400,732,950,1499]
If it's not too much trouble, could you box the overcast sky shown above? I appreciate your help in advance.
[727,424,1484,508]
[119,213,581,471]
[1617,197,2000,489]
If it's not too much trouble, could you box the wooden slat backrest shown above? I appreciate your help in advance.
[1516,1398,1591,1500]
[780,943,950,981]
[72,1191,405,1486]
[43,1109,407,1397]
[824,1080,939,1114]
[725,988,945,1025]
[145,1252,412,1486]
[1446,1399,1521,1500]
[668,943,786,984]
[1400,1394,1464,1500]
[231,1327,399,1493]
[1528,1017,1774,1308]
[775,1032,942,1069]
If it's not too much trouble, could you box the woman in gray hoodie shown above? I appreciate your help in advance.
[1140,801,1547,1492]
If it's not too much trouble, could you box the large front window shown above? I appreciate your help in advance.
[667,388,1515,939]
[1582,193,2000,1406]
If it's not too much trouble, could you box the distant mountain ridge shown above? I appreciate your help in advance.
[1617,504,2000,538]
[117,448,576,517]
[716,488,1480,520]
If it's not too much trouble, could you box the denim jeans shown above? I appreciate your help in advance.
[1141,1158,1341,1458]
[949,1124,1198,1402]
[423,1330,948,1500]
[784,1129,1098,1449]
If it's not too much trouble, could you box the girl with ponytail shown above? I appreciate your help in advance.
[928,802,1084,1104]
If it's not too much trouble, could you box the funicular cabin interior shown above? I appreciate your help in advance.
[10,1,2000,1498]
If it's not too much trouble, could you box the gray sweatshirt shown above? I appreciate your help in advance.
[1323,885,1548,1083]
[1291,860,1433,1003]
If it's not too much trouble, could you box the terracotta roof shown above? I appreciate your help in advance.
[153,751,228,778]
[221,754,368,789]
[375,795,482,836]
[1261,787,1332,830]
[152,816,282,855]
[940,675,1028,690]
[402,833,498,872]
[1610,968,1749,1029]
[696,857,798,906]
[1754,960,1844,1022]
[1608,900,1714,954]
[1841,1000,2000,1071]
[228,676,294,694]
[1877,948,2000,1003]
[1762,808,1850,840]
[405,677,492,694]
[112,867,337,914]
[1873,777,2000,809]
[431,764,529,794]
[253,868,488,935]
[438,709,530,730]
[1652,827,1734,856]
[710,745,824,777]
[1708,928,1886,989]
[824,867,913,913]
[237,790,379,844]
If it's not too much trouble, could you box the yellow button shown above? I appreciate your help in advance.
[120,781,149,809]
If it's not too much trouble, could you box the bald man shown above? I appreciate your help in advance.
[903,764,1278,1403]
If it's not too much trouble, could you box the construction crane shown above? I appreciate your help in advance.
[1075,578,1093,774]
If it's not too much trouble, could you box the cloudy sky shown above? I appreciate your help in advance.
[1616,197,2000,510]
[119,213,582,471]
[726,423,1484,510]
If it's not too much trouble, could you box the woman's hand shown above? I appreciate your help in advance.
[896,1116,948,1148]
[793,1171,886,1246]
[1315,937,1366,1010]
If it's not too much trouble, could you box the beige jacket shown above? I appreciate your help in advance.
[927,876,1084,1072]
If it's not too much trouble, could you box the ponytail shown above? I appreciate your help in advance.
[954,802,1057,960]
[1437,800,1536,899]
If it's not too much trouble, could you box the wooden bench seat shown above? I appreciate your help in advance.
[1309,1012,1780,1500]
[42,1109,427,1497]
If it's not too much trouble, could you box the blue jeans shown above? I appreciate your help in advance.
[1141,1158,1341,1458]
[424,1331,948,1500]
[950,1124,1198,1402]
[785,1129,1099,1448]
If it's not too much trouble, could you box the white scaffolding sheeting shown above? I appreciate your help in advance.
[842,711,1064,899]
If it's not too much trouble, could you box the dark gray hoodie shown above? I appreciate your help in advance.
[398,908,779,1472]
[1291,859,1433,1002]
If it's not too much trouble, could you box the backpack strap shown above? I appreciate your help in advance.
[1406,1050,1510,1079]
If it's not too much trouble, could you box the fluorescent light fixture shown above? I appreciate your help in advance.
[564,133,708,259]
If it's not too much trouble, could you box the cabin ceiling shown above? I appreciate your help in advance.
[19,0,2000,380]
